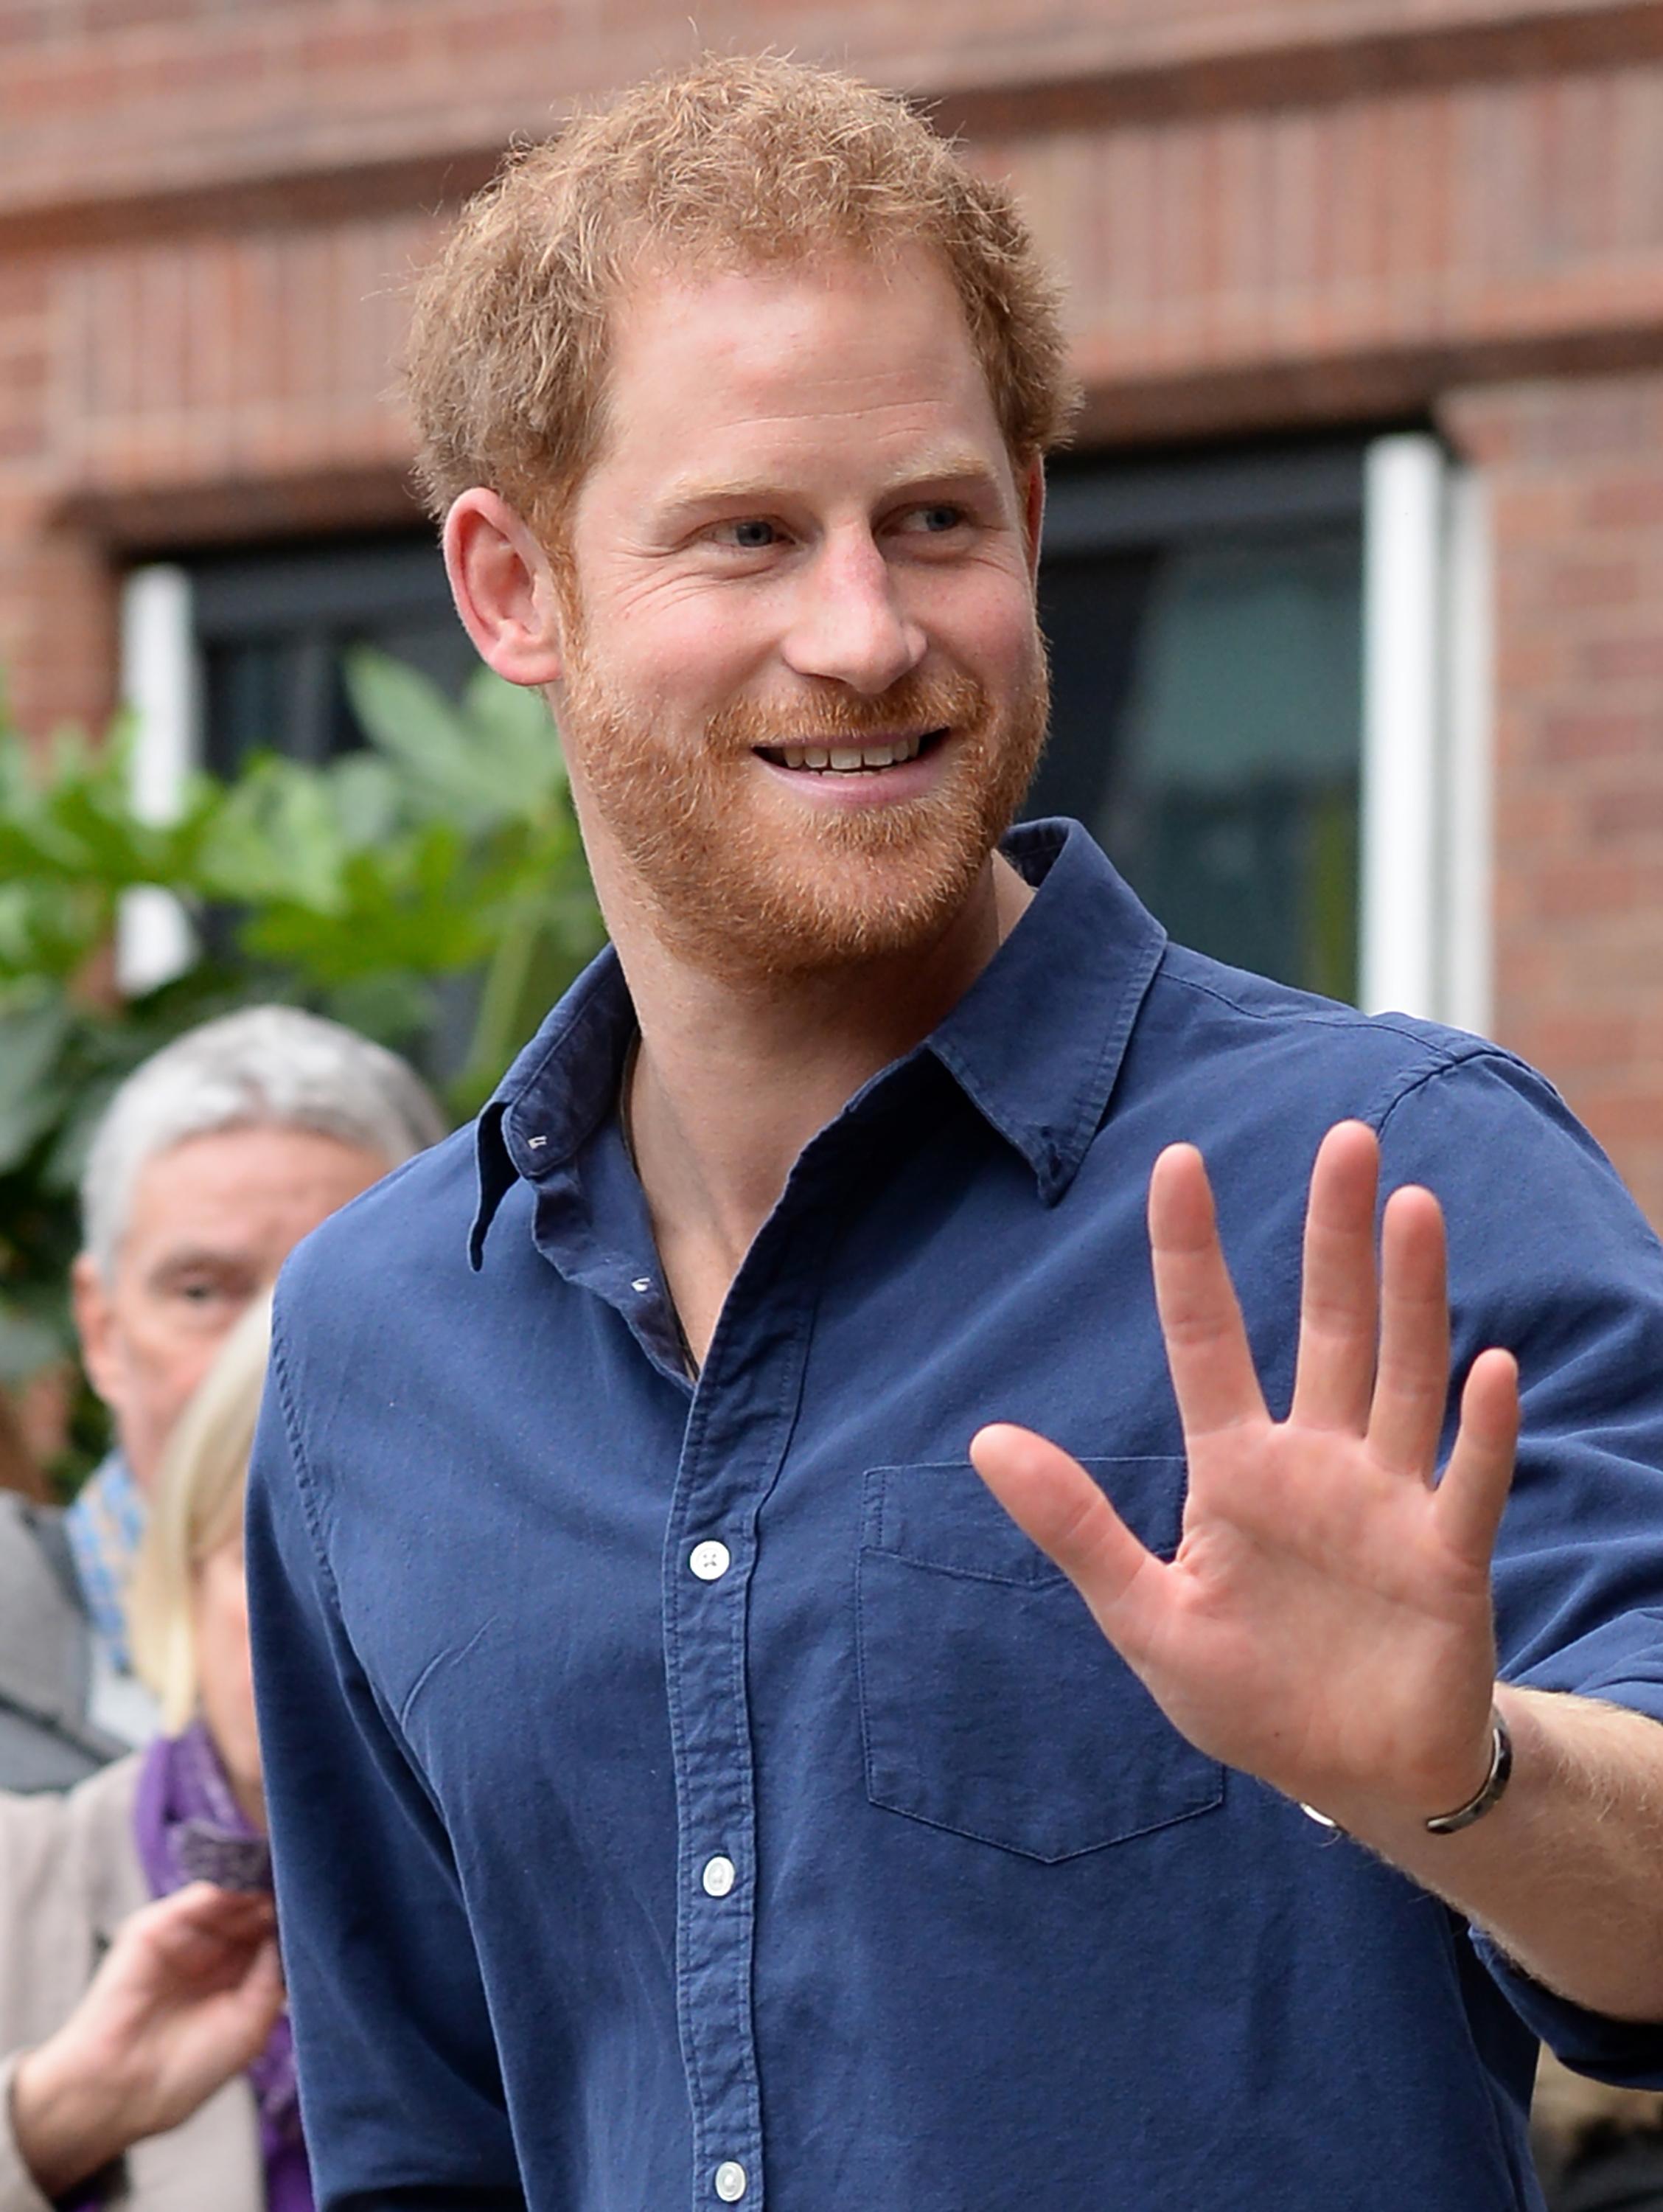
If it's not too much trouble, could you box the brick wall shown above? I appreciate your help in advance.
[2,2,1651,221]
[0,207,443,729]
[992,55,1663,439]
[1446,371,1663,1220]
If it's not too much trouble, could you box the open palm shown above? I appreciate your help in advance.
[970,1121,1520,1825]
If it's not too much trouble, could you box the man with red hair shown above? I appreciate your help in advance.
[251,57,1663,2212]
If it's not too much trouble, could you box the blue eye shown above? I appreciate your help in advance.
[726,519,778,549]
[899,504,968,537]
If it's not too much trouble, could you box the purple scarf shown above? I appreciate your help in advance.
[130,1723,314,2212]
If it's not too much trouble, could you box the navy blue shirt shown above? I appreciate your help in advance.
[249,820,1663,2212]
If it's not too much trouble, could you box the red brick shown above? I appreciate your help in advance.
[1586,790,1663,844]
[1537,558,1641,611]
[1518,1012,1638,1072]
[1577,634,1663,682]
[1535,863,1656,922]
[1581,478,1663,529]
[1536,710,1652,765]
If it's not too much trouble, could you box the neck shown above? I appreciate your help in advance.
[231,1768,268,1834]
[616,853,1032,1363]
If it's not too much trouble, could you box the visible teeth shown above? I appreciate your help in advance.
[773,732,929,773]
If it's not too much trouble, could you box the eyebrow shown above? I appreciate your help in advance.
[145,1245,256,1284]
[655,451,1007,521]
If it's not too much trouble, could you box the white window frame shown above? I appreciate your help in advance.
[116,563,198,995]
[1360,434,1494,1034]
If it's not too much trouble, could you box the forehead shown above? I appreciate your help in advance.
[588,245,1010,492]
[122,1124,377,1253]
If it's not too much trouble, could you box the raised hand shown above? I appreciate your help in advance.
[12,1880,284,2197]
[969,1120,1521,1829]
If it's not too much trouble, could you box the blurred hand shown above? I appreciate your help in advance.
[11,1880,283,2197]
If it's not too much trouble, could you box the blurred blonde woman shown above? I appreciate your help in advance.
[0,1294,309,2211]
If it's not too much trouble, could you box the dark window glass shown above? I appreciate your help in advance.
[1030,442,1367,1002]
[188,535,473,776]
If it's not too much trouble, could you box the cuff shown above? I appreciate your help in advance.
[1474,1928,1663,2087]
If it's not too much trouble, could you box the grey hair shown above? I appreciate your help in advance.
[81,1005,447,1279]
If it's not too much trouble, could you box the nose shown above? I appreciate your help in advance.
[781,530,925,696]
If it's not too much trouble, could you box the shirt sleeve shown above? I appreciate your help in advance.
[248,1293,528,2211]
[1377,1048,1663,2083]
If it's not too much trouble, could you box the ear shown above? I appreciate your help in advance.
[443,490,569,686]
[71,1251,122,1412]
[1019,457,1046,585]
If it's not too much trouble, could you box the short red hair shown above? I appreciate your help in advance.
[405,53,1078,542]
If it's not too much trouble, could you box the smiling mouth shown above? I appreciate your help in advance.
[756,728,946,774]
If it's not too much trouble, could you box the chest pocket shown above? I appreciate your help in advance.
[857,1458,1224,1863]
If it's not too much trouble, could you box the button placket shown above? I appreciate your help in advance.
[664,1461,768,2208]
[662,1245,821,2212]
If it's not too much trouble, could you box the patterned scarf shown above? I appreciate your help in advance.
[63,1452,145,1674]
[133,1722,314,2212]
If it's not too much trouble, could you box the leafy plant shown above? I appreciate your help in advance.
[0,654,604,1467]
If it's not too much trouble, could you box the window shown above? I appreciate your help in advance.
[189,535,473,778]
[1029,431,1492,1030]
[121,432,1491,1028]
[118,532,473,994]
[1031,440,1366,1003]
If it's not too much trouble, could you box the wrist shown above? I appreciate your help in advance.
[1423,1705,1513,1834]
[1299,1691,1508,1840]
[11,2032,142,2198]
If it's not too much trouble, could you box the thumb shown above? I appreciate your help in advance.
[969,1423,1164,1650]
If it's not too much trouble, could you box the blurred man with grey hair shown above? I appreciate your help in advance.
[0,1004,443,1788]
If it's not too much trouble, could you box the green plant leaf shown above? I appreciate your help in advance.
[343,647,510,829]
[0,995,73,1172]
[460,663,568,810]
[0,639,607,1486]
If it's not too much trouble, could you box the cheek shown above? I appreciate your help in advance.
[585,583,778,714]
[919,573,1038,678]
[130,1356,213,1457]
[129,1310,226,1405]
[196,1575,254,1703]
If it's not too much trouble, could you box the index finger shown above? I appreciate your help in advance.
[150,1882,273,1928]
[129,1884,273,1963]
[1148,1144,1268,1438]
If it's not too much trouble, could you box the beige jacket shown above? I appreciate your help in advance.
[0,1755,263,2212]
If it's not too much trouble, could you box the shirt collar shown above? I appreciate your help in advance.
[472,817,1166,1260]
[924,818,1167,1202]
[471,942,638,1267]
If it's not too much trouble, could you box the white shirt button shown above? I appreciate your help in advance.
[714,2162,747,2202]
[701,1854,736,1899]
[689,1540,731,1582]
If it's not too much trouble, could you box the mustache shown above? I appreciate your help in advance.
[706,669,988,754]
